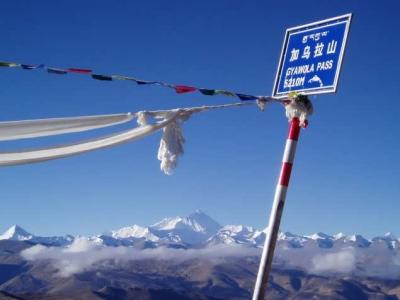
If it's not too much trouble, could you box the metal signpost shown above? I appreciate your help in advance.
[253,14,352,300]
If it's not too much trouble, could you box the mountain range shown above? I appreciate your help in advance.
[1,210,398,251]
[0,211,400,299]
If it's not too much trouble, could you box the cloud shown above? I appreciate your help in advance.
[311,248,356,274]
[394,254,400,266]
[21,238,259,277]
[21,239,400,279]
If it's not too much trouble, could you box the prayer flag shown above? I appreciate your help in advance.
[0,61,19,67]
[0,58,265,102]
[199,89,216,96]
[112,75,136,81]
[47,67,68,75]
[136,80,158,85]
[158,82,175,88]
[236,94,258,101]
[92,74,113,81]
[175,85,197,94]
[21,64,44,70]
[67,68,92,74]
[215,90,235,97]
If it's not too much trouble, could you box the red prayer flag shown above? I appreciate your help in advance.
[175,85,197,94]
[67,68,92,74]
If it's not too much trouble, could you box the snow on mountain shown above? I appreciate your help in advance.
[34,235,74,246]
[149,210,222,245]
[5,213,400,282]
[345,234,371,248]
[0,225,32,241]
[278,232,309,248]
[383,232,397,239]
[111,224,159,242]
[0,225,73,246]
[372,232,399,249]
[333,232,346,240]
[207,225,262,246]
[89,210,222,247]
[0,213,398,252]
[306,232,334,248]
[151,210,221,233]
[89,235,121,246]
[307,232,333,240]
[151,217,184,231]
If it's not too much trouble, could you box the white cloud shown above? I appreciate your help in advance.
[21,238,259,277]
[311,248,355,274]
[21,239,400,279]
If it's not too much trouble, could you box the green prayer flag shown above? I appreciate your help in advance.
[199,89,216,96]
[112,75,136,81]
[0,61,19,67]
[215,90,235,97]
[92,74,113,81]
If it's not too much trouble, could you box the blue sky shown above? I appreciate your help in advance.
[0,1,399,237]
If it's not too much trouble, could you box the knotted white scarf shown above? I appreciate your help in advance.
[0,102,256,174]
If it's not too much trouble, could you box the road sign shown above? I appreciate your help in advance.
[272,14,352,98]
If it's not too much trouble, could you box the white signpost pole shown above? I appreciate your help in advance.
[252,13,351,300]
[252,115,302,300]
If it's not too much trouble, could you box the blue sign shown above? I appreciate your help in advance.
[273,14,352,98]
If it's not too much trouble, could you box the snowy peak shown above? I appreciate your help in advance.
[151,210,221,234]
[333,232,346,240]
[372,232,399,249]
[185,210,222,233]
[208,225,263,246]
[307,232,333,240]
[151,217,184,231]
[223,225,254,234]
[0,225,32,241]
[277,232,309,248]
[100,211,223,247]
[0,225,73,246]
[149,211,221,245]
[383,232,397,239]
[346,234,371,246]
[304,232,333,248]
[111,225,159,242]
[278,231,299,240]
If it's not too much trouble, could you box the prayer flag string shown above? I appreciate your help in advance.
[0,60,274,102]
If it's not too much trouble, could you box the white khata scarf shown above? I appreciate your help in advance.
[0,102,257,174]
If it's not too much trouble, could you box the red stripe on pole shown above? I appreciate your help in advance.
[288,117,300,141]
[279,162,292,187]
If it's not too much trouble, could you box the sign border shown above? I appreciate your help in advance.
[272,13,353,98]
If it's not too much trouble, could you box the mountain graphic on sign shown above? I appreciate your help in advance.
[308,75,323,87]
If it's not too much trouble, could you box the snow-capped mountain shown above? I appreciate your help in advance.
[111,224,159,242]
[86,210,222,247]
[2,212,400,284]
[305,232,334,248]
[0,212,399,251]
[0,224,73,246]
[278,232,308,248]
[344,234,371,247]
[149,210,222,245]
[372,232,400,249]
[0,225,32,241]
[207,225,263,246]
